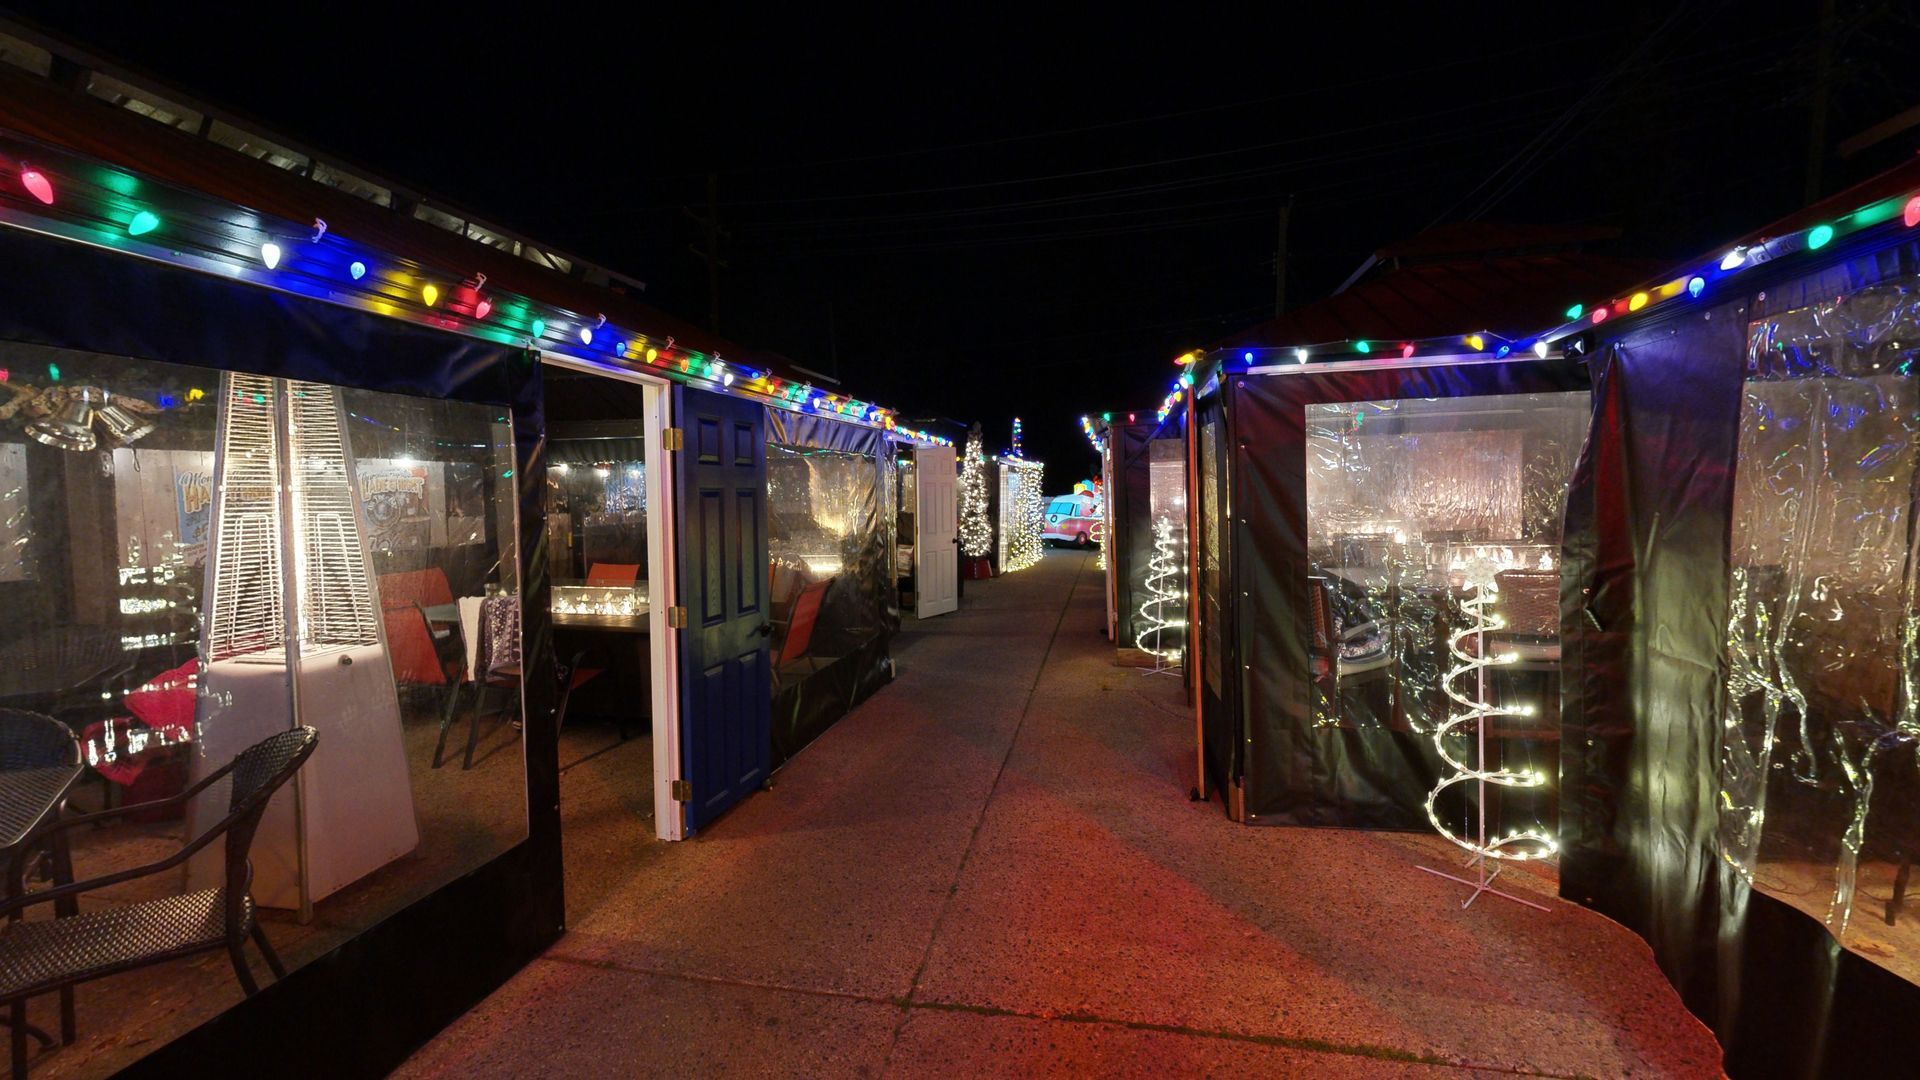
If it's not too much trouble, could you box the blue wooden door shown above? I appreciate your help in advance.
[674,386,771,831]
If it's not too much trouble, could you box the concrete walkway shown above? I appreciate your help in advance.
[397,550,1721,1078]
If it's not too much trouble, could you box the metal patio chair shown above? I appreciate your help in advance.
[0,726,317,1078]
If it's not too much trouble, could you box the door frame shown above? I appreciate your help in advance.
[538,353,687,841]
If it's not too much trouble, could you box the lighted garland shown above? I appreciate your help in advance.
[1003,461,1044,573]
[1176,189,1920,383]
[0,139,951,446]
[958,428,993,559]
[1136,516,1185,662]
[1079,414,1105,454]
[1424,583,1555,862]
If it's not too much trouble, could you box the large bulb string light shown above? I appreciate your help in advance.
[0,144,950,447]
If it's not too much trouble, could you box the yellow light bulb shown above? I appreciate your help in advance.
[422,283,439,307]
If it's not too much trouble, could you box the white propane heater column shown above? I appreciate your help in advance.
[190,373,419,920]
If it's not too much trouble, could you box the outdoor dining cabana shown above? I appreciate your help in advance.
[1186,226,1651,826]
[1542,160,1920,1077]
[0,59,955,1077]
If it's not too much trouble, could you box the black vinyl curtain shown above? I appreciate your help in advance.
[1561,238,1920,1079]
[1217,358,1590,827]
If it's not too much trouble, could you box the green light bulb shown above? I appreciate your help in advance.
[1564,304,1583,320]
[1807,223,1834,250]
[127,210,160,236]
[1354,340,1371,354]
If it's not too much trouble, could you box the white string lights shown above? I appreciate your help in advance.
[958,429,993,560]
[1416,578,1554,911]
[1137,516,1185,672]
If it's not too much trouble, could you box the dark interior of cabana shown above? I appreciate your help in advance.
[535,367,661,847]
[1196,357,1589,836]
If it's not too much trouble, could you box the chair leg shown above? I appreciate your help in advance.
[228,940,260,997]
[47,829,76,1045]
[11,1001,25,1080]
[432,683,462,769]
[1889,853,1912,926]
[251,923,288,980]
[462,685,487,770]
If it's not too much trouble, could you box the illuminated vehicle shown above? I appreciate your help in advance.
[1041,492,1103,547]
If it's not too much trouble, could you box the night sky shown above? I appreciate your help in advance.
[12,2,1917,476]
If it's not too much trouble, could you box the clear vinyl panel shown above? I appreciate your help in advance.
[547,450,649,617]
[1721,279,1920,985]
[1305,392,1587,845]
[1129,438,1189,658]
[0,342,524,1078]
[767,443,889,692]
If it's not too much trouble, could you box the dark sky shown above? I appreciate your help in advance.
[10,2,1917,475]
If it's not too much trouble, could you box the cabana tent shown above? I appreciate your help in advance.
[1187,227,1653,825]
[1542,160,1920,1077]
[1088,412,1190,661]
[0,55,951,1076]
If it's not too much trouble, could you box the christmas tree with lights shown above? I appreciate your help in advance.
[958,425,992,564]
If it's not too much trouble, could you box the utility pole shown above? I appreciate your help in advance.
[684,172,728,333]
[1804,0,1837,202]
[1273,193,1294,318]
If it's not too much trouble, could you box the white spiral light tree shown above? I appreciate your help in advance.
[1136,516,1185,671]
[1416,576,1554,911]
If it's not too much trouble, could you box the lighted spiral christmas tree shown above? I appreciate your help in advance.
[1136,516,1185,663]
[958,426,992,560]
[1425,580,1556,862]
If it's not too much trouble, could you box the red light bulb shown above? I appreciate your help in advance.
[474,296,493,320]
[1591,307,1609,325]
[1905,195,1920,229]
[1400,343,1414,359]
[19,168,53,206]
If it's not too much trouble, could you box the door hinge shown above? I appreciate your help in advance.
[667,605,688,628]
[662,428,684,452]
[670,779,692,802]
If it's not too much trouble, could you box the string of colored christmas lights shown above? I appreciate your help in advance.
[1078,414,1105,454]
[0,137,950,446]
[1164,186,1920,388]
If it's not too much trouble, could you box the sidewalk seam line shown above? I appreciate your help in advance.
[534,951,1580,1077]
[878,550,1088,1077]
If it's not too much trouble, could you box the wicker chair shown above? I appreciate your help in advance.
[0,727,317,1078]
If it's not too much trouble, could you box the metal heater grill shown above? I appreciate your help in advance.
[206,373,286,662]
[286,381,380,651]
[204,376,381,662]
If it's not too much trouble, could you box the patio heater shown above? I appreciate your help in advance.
[189,372,419,921]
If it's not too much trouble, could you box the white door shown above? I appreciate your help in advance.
[914,444,958,617]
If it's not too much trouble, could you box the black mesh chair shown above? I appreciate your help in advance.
[0,726,317,1078]
[0,711,81,1066]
